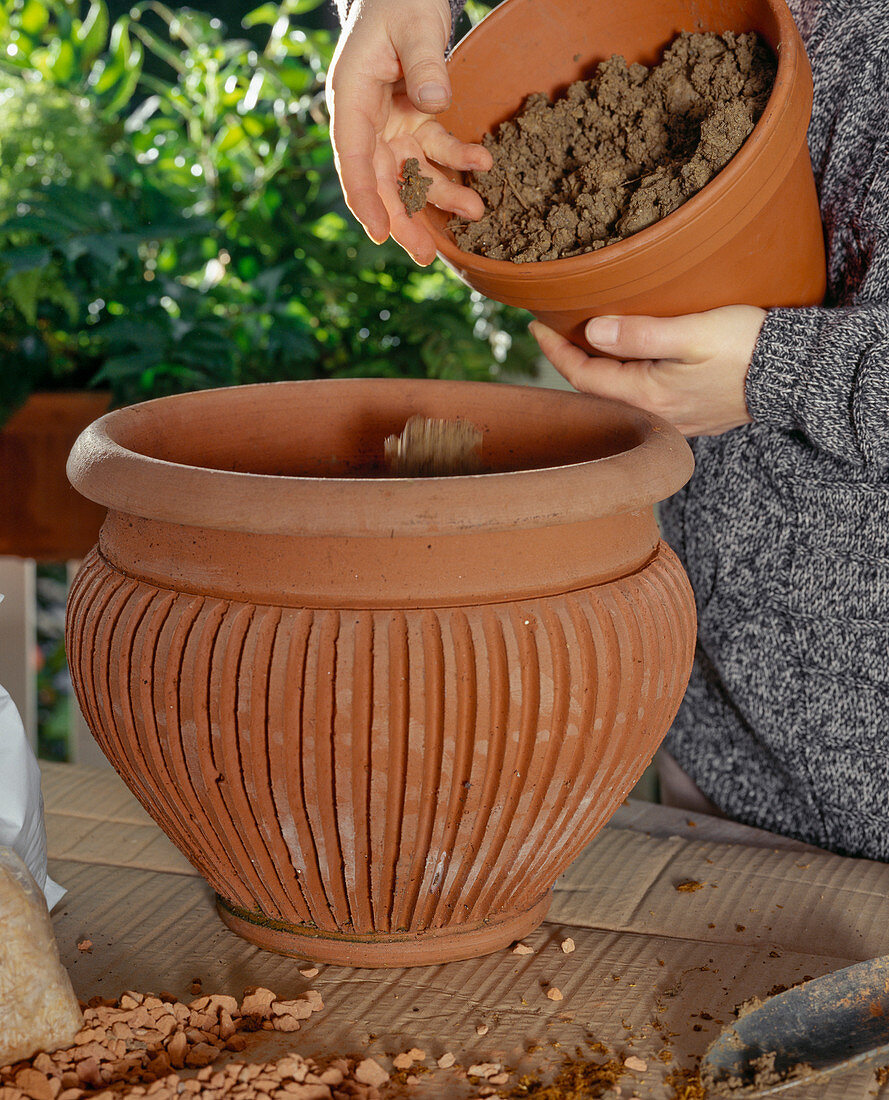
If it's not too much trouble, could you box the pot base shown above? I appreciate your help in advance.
[216,891,553,968]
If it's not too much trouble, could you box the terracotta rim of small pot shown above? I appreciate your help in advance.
[426,0,809,299]
[66,378,693,537]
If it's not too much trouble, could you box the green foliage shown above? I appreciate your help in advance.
[0,0,537,425]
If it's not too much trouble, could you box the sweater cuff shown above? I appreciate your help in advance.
[334,0,466,38]
[745,306,829,431]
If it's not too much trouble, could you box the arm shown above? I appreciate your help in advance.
[531,207,889,469]
[746,299,889,473]
[332,0,466,36]
[528,306,766,438]
[326,0,490,265]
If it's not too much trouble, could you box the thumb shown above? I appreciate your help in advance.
[585,314,706,363]
[395,9,452,112]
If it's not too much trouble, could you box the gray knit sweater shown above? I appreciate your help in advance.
[663,0,889,860]
[337,0,889,860]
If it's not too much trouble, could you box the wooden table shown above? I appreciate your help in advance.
[42,761,889,1099]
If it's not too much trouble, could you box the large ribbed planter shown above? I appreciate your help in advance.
[65,379,696,966]
[425,0,827,350]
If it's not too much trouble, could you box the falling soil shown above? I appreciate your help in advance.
[384,414,484,476]
[451,30,776,262]
[398,157,433,216]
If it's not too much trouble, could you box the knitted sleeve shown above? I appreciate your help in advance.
[333,0,467,35]
[745,154,889,475]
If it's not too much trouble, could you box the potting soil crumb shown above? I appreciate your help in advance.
[451,30,776,262]
[702,1049,815,1096]
[398,157,433,216]
[665,1065,707,1100]
[500,1054,625,1098]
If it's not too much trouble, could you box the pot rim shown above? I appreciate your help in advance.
[427,0,806,282]
[66,379,694,537]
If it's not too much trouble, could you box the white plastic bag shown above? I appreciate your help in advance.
[0,672,64,910]
[0,846,82,1065]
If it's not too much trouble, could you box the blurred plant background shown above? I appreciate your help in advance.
[0,0,537,426]
[0,0,539,758]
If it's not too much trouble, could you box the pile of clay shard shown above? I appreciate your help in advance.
[0,986,356,1100]
[0,984,528,1100]
[384,414,484,477]
[452,30,776,262]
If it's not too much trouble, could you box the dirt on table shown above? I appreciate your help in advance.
[450,30,776,262]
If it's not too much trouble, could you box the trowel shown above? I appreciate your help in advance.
[702,954,889,1095]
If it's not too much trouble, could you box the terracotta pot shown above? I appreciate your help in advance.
[65,379,696,966]
[0,392,111,561]
[425,0,827,349]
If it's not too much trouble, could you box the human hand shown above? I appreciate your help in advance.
[326,0,493,265]
[528,306,768,437]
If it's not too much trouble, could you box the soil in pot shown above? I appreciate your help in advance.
[450,30,776,262]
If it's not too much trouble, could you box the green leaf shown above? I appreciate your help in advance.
[75,0,111,68]
[0,245,51,274]
[284,0,325,14]
[92,348,162,382]
[242,3,280,28]
[49,39,77,82]
[6,267,78,325]
[128,18,185,74]
[89,56,123,94]
[19,0,49,36]
[101,49,143,116]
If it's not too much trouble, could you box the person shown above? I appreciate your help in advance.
[326,0,889,861]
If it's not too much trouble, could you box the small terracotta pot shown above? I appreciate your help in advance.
[0,392,111,561]
[65,379,696,967]
[426,0,827,349]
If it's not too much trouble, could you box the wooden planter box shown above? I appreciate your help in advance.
[0,392,111,561]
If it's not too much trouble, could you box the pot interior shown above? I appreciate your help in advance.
[112,380,646,479]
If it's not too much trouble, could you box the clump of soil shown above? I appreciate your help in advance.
[451,30,776,262]
[399,157,433,216]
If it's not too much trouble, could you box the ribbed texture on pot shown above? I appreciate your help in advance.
[66,541,694,944]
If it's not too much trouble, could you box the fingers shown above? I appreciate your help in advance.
[379,134,488,261]
[427,172,487,220]
[333,151,392,245]
[393,0,453,112]
[374,144,438,265]
[327,68,392,244]
[528,321,595,384]
[420,124,494,173]
[529,320,657,406]
[530,311,761,438]
[585,313,708,364]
